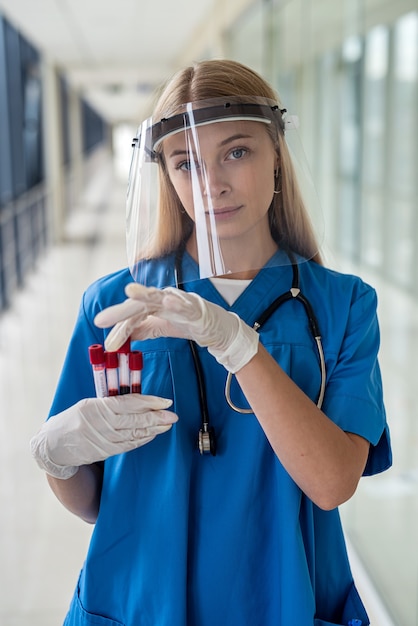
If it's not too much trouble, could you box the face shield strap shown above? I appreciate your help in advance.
[132,102,287,162]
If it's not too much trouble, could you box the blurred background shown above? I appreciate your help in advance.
[0,0,417,624]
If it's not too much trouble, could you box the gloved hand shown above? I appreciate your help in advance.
[94,284,259,374]
[30,394,177,479]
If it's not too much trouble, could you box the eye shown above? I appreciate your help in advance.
[175,160,190,172]
[176,160,201,172]
[228,147,248,160]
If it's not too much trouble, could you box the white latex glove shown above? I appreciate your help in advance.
[30,394,177,479]
[94,284,259,374]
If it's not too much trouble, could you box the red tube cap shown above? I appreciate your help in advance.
[104,351,119,368]
[117,338,131,354]
[129,350,143,370]
[88,344,105,365]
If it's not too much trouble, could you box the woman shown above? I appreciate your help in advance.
[31,59,391,626]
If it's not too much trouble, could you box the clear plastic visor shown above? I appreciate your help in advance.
[127,97,323,285]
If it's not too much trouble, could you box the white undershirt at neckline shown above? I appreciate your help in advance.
[209,276,252,306]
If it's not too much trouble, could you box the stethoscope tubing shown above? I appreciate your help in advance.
[224,272,326,412]
[174,249,326,453]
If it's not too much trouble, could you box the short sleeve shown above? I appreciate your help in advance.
[48,290,105,417]
[47,268,132,418]
[322,285,392,476]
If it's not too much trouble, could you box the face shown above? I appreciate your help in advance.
[162,120,278,256]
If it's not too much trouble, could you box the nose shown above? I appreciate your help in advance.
[202,163,230,198]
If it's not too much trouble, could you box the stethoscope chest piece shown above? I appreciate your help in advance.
[198,425,217,456]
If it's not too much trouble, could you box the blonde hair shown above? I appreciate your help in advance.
[144,59,322,264]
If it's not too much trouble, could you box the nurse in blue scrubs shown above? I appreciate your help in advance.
[31,59,391,626]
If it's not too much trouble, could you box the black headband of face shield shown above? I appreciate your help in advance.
[132,102,287,161]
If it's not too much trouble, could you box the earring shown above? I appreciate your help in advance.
[273,168,282,195]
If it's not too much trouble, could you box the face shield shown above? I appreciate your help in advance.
[127,97,323,285]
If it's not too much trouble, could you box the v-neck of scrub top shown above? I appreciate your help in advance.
[209,277,251,305]
[181,248,295,327]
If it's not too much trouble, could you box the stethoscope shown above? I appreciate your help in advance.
[174,249,326,456]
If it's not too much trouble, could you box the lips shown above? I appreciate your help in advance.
[205,205,242,216]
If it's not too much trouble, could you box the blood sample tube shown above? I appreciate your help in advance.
[88,344,108,398]
[129,350,143,394]
[104,351,119,396]
[118,339,131,395]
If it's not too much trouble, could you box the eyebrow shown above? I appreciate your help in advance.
[167,133,254,158]
[219,133,253,146]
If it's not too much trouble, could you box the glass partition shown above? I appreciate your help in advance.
[361,25,389,269]
[226,2,418,624]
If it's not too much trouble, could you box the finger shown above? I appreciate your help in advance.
[103,309,153,351]
[126,285,202,323]
[129,316,188,341]
[103,394,174,413]
[104,318,134,351]
[113,409,178,430]
[160,293,202,322]
[129,434,157,447]
[131,422,173,439]
[118,422,174,441]
[94,298,150,328]
[113,423,173,447]
[125,283,165,305]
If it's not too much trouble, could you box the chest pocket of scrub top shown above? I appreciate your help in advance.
[132,337,198,435]
[132,337,178,395]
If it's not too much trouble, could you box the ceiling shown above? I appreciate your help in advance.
[3,0,411,127]
[0,0,248,125]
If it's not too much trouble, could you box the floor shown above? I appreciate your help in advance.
[0,150,416,625]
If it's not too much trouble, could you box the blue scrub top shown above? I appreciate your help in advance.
[51,252,391,626]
